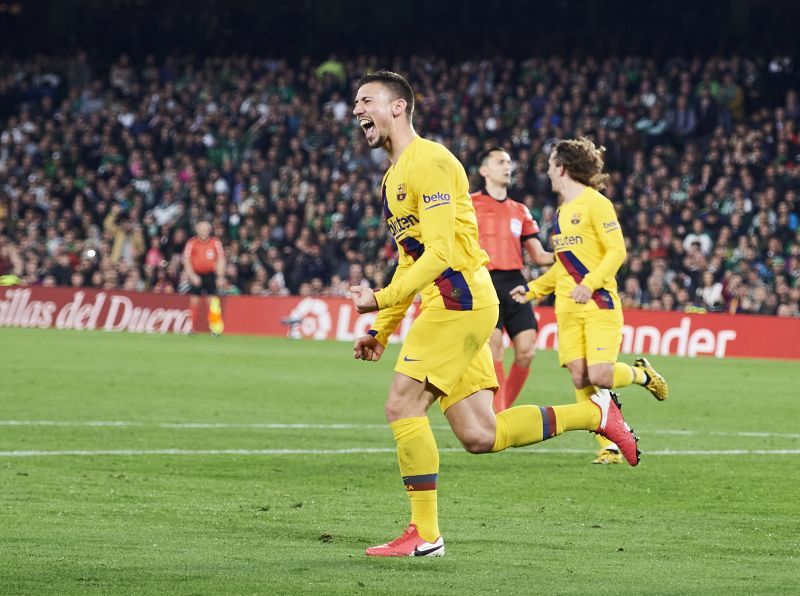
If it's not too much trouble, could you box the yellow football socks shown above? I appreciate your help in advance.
[613,362,646,387]
[552,401,601,432]
[491,401,601,452]
[390,417,440,542]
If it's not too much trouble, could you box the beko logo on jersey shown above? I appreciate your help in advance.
[422,192,450,204]
[388,214,419,237]
[553,235,584,249]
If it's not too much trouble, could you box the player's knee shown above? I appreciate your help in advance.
[383,400,407,423]
[513,348,535,368]
[570,370,588,388]
[459,429,495,454]
[588,369,613,389]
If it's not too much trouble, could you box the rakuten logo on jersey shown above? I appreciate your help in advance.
[422,192,450,204]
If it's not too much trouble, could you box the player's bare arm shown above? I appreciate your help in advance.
[215,253,226,285]
[184,258,200,286]
[524,237,555,266]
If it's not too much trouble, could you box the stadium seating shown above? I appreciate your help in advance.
[0,53,797,316]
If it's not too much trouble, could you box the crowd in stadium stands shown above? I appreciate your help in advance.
[0,52,799,316]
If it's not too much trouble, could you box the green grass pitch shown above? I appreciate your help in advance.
[1,327,798,594]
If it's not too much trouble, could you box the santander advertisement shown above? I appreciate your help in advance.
[1,286,798,360]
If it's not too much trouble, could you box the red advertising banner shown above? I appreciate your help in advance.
[2,286,799,359]
[222,295,800,360]
[0,286,192,334]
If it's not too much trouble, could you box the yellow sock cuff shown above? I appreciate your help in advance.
[390,416,439,480]
[390,416,430,442]
[492,405,544,451]
[491,413,510,452]
[612,362,636,388]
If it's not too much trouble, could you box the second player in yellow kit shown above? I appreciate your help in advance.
[512,138,669,464]
[527,184,626,367]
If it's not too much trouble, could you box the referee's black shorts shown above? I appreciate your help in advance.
[490,269,538,339]
[189,272,217,296]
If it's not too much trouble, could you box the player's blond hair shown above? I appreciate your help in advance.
[551,138,609,191]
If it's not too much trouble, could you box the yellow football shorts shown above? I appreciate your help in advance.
[395,304,499,412]
[556,309,624,366]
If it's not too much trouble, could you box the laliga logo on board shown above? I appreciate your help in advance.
[288,297,332,340]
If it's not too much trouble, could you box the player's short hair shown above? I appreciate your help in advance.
[478,146,508,167]
[550,137,609,191]
[356,71,414,119]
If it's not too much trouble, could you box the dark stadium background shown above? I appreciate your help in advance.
[3,0,799,61]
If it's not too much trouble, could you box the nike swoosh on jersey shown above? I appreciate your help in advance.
[403,356,422,362]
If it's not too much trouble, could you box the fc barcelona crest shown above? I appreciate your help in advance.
[571,212,581,225]
[397,183,407,201]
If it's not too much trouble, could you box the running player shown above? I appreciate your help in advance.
[511,138,667,464]
[472,147,554,412]
[350,72,640,557]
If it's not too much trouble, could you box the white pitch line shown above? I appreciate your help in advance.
[1,448,800,458]
[1,420,799,439]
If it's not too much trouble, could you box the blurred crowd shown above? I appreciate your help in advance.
[0,52,798,316]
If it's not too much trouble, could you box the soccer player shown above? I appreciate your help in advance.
[472,148,554,413]
[350,71,640,558]
[510,138,668,464]
[183,220,226,335]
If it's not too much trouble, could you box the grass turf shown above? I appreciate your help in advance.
[1,327,798,594]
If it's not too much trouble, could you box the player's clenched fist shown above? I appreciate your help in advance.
[350,286,379,313]
[570,283,592,304]
[509,284,530,304]
[353,334,384,361]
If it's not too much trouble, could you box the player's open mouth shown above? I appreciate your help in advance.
[360,118,375,137]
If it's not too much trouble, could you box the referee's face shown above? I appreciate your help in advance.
[481,150,512,187]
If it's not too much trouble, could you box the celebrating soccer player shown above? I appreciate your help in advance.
[350,72,641,558]
[511,138,668,464]
[472,148,554,412]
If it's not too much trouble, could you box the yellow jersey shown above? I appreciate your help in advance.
[370,136,498,345]
[526,186,626,313]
